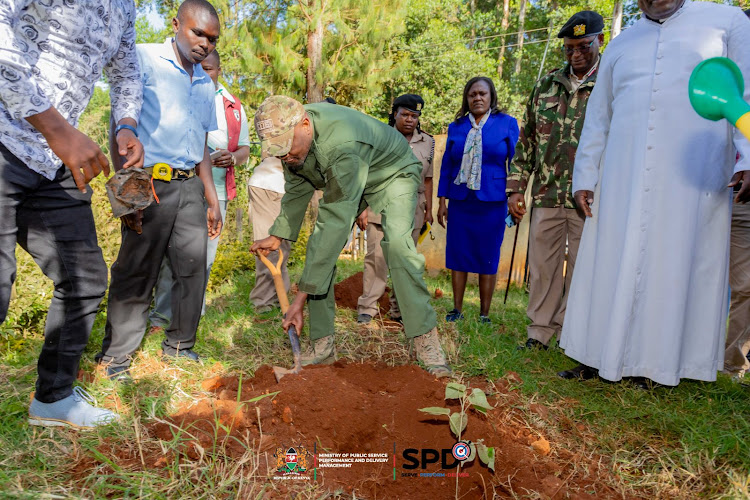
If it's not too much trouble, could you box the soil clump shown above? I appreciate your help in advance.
[71,362,631,499]
[334,271,390,315]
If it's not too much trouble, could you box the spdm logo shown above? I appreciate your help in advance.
[273,446,312,476]
[400,442,472,478]
[451,441,471,461]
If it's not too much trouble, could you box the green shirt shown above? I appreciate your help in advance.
[270,103,421,295]
[507,62,598,209]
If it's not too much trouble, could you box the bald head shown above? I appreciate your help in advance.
[177,0,219,23]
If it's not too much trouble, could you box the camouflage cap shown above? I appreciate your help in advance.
[255,95,306,157]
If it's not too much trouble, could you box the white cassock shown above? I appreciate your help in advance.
[561,0,750,386]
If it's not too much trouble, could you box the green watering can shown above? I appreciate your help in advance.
[689,57,750,142]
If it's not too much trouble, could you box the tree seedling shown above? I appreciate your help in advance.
[419,382,495,497]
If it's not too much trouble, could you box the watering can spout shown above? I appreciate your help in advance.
[689,57,750,141]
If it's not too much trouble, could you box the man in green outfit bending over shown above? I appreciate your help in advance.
[250,96,451,378]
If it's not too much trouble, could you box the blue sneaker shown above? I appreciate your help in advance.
[28,387,120,429]
[445,309,464,322]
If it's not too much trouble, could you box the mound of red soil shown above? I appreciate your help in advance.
[334,271,391,315]
[135,363,626,499]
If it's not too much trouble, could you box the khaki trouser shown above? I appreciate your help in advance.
[725,201,750,375]
[527,207,584,345]
[249,186,291,309]
[358,197,425,318]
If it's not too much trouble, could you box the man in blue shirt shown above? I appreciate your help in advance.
[97,0,222,380]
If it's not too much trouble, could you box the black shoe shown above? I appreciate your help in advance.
[557,364,598,380]
[630,377,661,390]
[357,313,372,324]
[105,365,132,383]
[517,338,548,351]
[479,315,491,324]
[162,348,200,362]
[445,309,464,322]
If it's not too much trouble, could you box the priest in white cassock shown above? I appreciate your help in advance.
[557,0,750,388]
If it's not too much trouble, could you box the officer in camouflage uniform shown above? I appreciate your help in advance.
[250,96,451,378]
[507,11,604,350]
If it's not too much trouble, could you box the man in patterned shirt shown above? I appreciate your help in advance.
[0,0,143,428]
[507,11,603,351]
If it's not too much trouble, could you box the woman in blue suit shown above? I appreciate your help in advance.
[437,77,519,323]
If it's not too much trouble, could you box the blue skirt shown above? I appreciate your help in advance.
[445,193,507,274]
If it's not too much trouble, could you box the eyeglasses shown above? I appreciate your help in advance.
[562,41,596,56]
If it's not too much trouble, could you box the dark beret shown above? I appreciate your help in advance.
[557,11,604,39]
[392,94,424,114]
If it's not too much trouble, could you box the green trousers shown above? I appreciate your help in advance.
[308,183,437,340]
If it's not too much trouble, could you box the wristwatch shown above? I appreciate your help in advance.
[230,152,236,166]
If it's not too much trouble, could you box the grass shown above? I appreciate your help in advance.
[1,246,749,498]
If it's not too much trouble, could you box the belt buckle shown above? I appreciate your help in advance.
[152,163,172,182]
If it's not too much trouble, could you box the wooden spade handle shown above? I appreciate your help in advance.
[256,249,290,314]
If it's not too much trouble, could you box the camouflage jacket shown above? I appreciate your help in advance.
[507,61,598,208]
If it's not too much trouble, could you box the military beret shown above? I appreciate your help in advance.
[392,94,424,115]
[557,11,604,39]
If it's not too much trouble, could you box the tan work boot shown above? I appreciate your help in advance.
[414,328,453,378]
[300,335,336,366]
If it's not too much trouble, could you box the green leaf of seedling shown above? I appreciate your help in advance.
[461,442,476,465]
[468,388,493,413]
[419,407,451,416]
[449,412,468,438]
[445,382,466,400]
[245,391,280,403]
[477,443,495,472]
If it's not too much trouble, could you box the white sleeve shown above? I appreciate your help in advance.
[0,0,52,120]
[572,47,615,193]
[728,8,750,175]
[238,104,251,147]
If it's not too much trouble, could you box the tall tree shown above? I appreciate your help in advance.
[241,0,407,106]
[496,0,511,79]
[611,0,623,38]
[513,0,527,76]
[301,1,325,102]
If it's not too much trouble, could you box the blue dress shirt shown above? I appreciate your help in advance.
[136,39,217,170]
[437,112,519,202]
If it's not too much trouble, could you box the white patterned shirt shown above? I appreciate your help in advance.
[0,0,142,179]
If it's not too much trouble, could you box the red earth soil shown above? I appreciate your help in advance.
[334,271,391,315]
[73,362,632,499]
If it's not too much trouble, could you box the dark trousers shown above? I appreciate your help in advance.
[98,175,207,368]
[0,143,108,403]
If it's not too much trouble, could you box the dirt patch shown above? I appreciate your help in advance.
[334,271,391,315]
[70,362,632,499]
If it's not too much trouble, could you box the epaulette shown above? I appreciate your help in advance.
[427,133,435,162]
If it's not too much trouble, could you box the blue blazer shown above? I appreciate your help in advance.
[437,112,519,202]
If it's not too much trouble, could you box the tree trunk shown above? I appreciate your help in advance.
[611,0,623,38]
[513,0,527,76]
[306,14,324,103]
[496,0,510,79]
[470,0,476,43]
